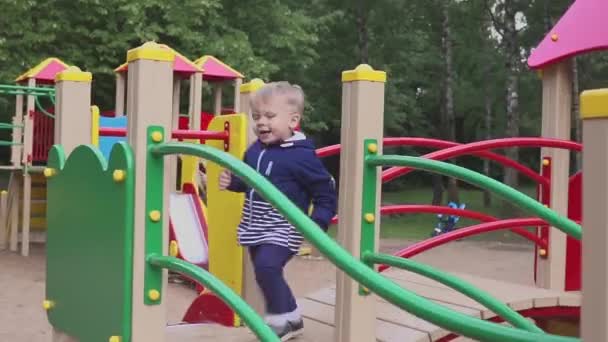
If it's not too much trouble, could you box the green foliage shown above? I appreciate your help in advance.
[1,0,607,185]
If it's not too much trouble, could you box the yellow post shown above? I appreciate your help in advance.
[581,88,608,342]
[239,78,265,146]
[205,113,251,324]
[335,64,386,342]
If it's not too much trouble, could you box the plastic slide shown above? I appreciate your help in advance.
[169,190,209,269]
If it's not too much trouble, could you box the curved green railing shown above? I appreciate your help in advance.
[363,252,543,333]
[35,96,56,118]
[147,254,280,342]
[151,142,578,342]
[366,155,581,240]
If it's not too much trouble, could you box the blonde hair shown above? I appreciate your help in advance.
[250,81,305,115]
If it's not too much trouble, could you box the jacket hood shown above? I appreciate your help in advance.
[256,131,315,150]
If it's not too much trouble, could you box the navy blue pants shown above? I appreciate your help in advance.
[249,244,297,314]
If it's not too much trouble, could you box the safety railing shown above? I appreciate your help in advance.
[148,133,579,342]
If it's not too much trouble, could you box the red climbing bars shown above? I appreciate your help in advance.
[98,127,229,141]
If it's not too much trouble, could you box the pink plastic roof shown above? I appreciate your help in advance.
[15,58,69,84]
[528,0,608,69]
[115,47,200,76]
[196,56,244,81]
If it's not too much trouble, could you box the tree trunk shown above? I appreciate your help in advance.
[502,0,520,189]
[572,57,581,170]
[432,175,444,206]
[483,72,493,207]
[356,0,369,63]
[441,0,459,204]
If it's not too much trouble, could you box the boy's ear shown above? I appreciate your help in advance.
[289,113,301,129]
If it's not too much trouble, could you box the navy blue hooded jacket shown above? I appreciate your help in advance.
[227,132,337,252]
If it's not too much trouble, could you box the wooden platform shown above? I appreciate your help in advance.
[165,268,580,341]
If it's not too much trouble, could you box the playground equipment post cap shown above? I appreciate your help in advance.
[148,289,161,301]
[150,131,164,143]
[55,66,93,83]
[240,78,265,93]
[42,300,54,310]
[43,167,57,178]
[581,88,608,120]
[109,335,122,342]
[149,210,161,222]
[112,169,126,182]
[126,41,175,63]
[342,64,387,83]
[367,143,378,153]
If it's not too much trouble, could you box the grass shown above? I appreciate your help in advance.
[328,185,538,242]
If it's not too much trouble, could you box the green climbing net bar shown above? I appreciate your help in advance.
[146,255,280,341]
[363,252,543,334]
[0,84,55,94]
[366,154,582,240]
[0,141,22,146]
[150,142,578,342]
[0,123,23,129]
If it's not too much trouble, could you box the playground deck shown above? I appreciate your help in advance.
[167,268,581,342]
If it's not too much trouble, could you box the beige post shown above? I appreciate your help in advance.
[536,62,572,290]
[9,173,19,252]
[580,88,608,341]
[115,73,126,117]
[10,94,23,167]
[189,72,203,130]
[0,190,8,250]
[19,78,36,256]
[50,66,93,341]
[213,83,223,115]
[334,64,386,342]
[125,41,174,342]
[54,67,93,155]
[233,78,242,113]
[239,79,264,146]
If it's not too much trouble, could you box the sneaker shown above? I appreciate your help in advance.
[272,319,304,341]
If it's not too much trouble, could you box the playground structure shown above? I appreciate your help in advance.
[2,0,607,340]
[0,44,248,258]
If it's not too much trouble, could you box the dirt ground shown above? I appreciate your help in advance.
[0,239,535,341]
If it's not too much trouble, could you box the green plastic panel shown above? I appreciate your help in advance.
[46,142,135,342]
[144,126,165,305]
[359,139,378,295]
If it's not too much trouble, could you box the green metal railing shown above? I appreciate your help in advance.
[147,255,280,341]
[0,123,23,129]
[0,84,55,97]
[0,141,21,146]
[150,141,579,342]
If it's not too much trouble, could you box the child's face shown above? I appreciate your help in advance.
[251,94,300,144]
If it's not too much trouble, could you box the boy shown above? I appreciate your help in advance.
[219,82,337,340]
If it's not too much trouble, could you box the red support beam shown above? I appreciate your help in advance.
[98,127,229,141]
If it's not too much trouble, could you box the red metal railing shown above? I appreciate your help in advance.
[317,137,547,187]
[381,137,582,184]
[98,127,229,141]
[329,205,544,248]
[32,110,55,162]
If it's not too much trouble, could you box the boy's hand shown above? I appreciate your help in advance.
[219,170,232,190]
